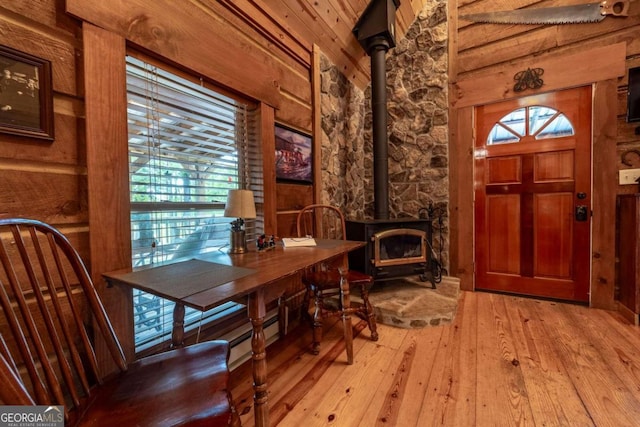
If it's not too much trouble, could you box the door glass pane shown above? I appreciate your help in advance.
[529,106,557,135]
[535,114,574,140]
[487,108,525,145]
[486,106,574,144]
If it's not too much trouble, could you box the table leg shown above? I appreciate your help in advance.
[248,289,268,427]
[339,270,354,365]
[171,302,185,347]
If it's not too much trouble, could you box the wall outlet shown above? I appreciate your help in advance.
[619,168,640,185]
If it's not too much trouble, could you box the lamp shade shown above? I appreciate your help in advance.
[224,189,256,219]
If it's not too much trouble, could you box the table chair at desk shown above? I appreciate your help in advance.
[296,204,379,364]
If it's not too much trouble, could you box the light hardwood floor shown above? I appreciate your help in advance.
[229,291,640,426]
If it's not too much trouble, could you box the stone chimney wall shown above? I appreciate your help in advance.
[320,0,450,269]
[319,54,367,220]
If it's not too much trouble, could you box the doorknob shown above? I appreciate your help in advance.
[575,205,588,221]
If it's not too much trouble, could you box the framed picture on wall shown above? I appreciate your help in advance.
[275,123,312,183]
[0,45,54,140]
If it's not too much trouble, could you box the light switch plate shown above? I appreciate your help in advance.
[619,168,640,185]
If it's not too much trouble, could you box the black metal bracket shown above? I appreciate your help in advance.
[513,68,544,92]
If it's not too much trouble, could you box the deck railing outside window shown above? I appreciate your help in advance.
[126,55,262,352]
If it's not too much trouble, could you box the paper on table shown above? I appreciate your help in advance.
[282,237,317,247]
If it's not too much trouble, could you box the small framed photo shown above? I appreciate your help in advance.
[0,45,54,140]
[275,123,312,183]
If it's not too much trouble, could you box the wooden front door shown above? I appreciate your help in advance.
[474,86,591,302]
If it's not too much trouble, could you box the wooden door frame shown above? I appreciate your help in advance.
[449,43,626,309]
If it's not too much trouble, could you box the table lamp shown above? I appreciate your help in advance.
[224,189,256,254]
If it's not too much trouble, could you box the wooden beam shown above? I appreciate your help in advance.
[312,44,322,204]
[66,0,283,108]
[591,79,618,310]
[82,23,134,368]
[453,42,627,108]
[450,106,475,291]
[448,0,460,86]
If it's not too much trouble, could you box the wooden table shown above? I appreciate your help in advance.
[103,239,365,427]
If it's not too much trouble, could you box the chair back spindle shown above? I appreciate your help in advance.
[294,205,378,364]
[296,204,346,241]
[0,219,126,417]
[0,219,240,426]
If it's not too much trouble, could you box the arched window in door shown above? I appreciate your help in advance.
[487,105,575,145]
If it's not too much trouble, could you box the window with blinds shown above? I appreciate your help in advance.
[126,55,263,352]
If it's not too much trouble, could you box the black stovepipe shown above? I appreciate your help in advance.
[367,36,391,220]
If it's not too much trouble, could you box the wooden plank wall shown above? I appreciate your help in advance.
[243,0,429,91]
[0,2,86,245]
[0,0,321,363]
[0,0,320,258]
[448,0,640,309]
[65,0,314,132]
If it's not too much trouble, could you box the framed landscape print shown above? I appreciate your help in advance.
[0,45,54,140]
[275,123,312,183]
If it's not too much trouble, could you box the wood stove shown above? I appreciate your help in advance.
[346,218,435,286]
[347,1,439,287]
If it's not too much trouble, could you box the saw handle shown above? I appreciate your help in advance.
[601,1,629,17]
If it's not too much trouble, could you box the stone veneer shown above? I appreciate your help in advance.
[320,1,449,270]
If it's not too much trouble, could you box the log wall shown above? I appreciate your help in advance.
[0,0,318,259]
[0,0,318,363]
[0,2,84,237]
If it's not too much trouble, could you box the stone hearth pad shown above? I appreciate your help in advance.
[354,276,460,329]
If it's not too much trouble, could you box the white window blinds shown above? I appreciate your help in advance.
[126,55,262,351]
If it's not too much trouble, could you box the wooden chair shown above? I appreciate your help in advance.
[296,204,378,364]
[0,218,240,426]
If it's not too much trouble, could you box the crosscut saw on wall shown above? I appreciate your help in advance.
[460,0,629,24]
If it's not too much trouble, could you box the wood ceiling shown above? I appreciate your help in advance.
[218,0,429,90]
